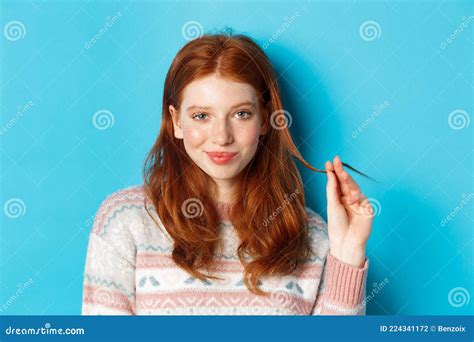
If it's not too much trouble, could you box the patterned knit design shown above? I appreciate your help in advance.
[82,185,369,315]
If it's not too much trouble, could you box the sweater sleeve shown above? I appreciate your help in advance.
[81,192,137,315]
[306,207,369,315]
[312,252,369,315]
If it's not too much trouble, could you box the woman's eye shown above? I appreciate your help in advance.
[192,111,251,121]
[235,111,251,119]
[192,112,208,121]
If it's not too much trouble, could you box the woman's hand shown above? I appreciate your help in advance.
[325,156,374,268]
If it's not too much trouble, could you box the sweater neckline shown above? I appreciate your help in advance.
[213,201,233,221]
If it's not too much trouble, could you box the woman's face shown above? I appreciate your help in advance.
[169,74,268,187]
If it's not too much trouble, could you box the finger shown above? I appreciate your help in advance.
[340,195,353,206]
[326,160,342,205]
[330,161,343,198]
[341,192,365,206]
[335,156,361,195]
[333,156,352,196]
[352,192,366,204]
[349,195,375,219]
[341,169,361,194]
[357,197,375,218]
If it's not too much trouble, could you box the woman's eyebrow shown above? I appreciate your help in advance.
[186,101,256,113]
[229,101,256,110]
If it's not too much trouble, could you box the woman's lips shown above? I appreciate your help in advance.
[206,152,238,165]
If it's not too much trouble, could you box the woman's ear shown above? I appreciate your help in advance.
[169,105,183,139]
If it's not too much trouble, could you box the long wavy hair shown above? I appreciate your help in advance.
[143,33,371,296]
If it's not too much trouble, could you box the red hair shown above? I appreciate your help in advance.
[143,33,367,295]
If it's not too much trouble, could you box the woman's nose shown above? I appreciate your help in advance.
[210,118,233,145]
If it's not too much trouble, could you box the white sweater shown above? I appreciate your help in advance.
[81,185,369,315]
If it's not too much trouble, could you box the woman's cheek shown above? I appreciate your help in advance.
[183,125,207,147]
[239,126,261,146]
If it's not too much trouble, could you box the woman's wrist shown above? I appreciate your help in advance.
[329,243,367,268]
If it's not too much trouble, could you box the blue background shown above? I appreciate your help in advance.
[0,0,472,315]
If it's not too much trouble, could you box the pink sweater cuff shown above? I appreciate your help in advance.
[324,252,369,307]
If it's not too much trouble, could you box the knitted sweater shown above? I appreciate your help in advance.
[81,185,369,315]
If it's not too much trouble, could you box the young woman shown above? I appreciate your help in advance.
[81,33,374,315]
